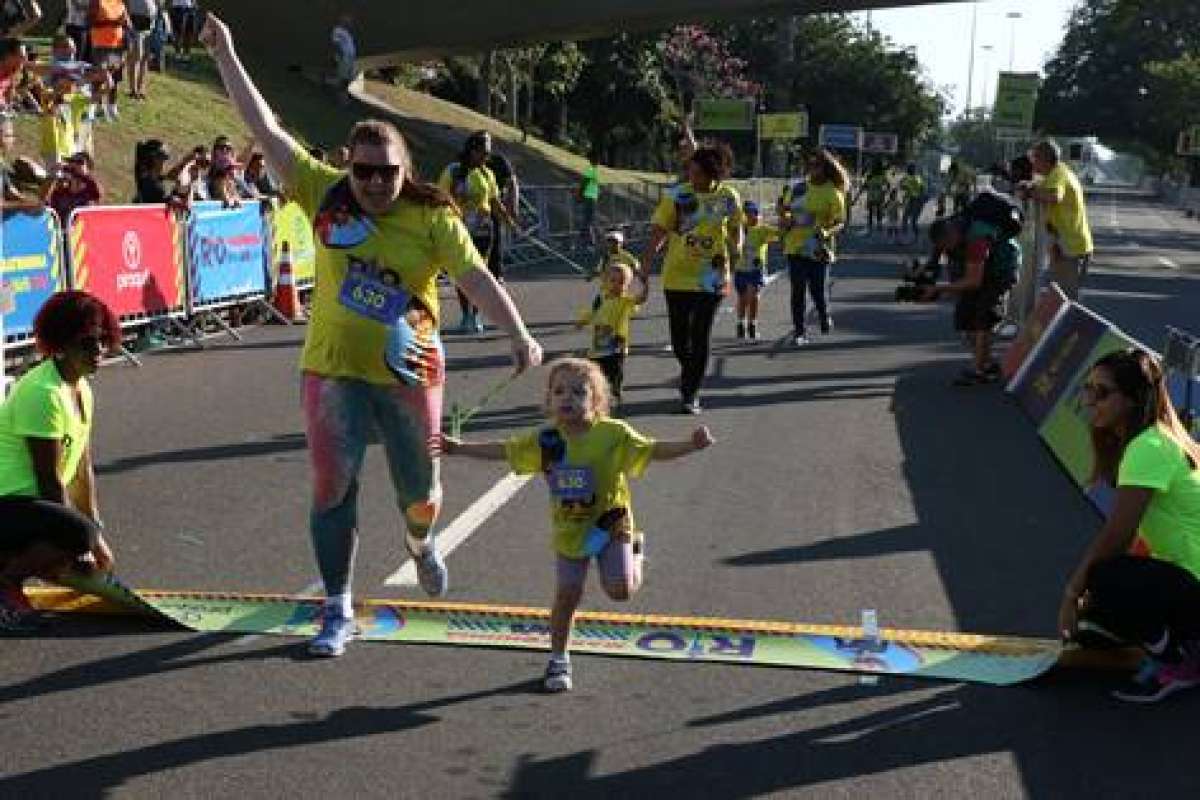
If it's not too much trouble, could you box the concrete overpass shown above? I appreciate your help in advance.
[190,0,964,68]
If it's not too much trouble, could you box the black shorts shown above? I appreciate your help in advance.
[169,7,199,38]
[0,497,99,556]
[954,282,1009,332]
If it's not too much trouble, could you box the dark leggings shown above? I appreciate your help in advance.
[0,497,99,560]
[664,290,721,402]
[787,255,830,334]
[1082,555,1200,661]
[593,354,625,400]
[457,231,495,318]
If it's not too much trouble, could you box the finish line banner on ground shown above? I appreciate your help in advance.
[33,574,1063,687]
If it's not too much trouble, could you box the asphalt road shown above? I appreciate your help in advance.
[3,189,1198,798]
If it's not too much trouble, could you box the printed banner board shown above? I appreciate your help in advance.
[188,201,269,308]
[0,209,65,340]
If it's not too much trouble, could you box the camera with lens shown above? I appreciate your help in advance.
[894,258,940,302]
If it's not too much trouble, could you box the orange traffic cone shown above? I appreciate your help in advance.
[273,241,304,323]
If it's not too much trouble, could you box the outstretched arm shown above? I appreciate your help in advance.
[651,426,715,461]
[439,435,507,460]
[200,14,300,188]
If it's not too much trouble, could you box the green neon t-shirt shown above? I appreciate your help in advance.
[0,360,93,498]
[1117,426,1200,579]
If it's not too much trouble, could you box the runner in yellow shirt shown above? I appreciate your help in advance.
[1027,139,1094,300]
[781,149,848,346]
[735,201,780,340]
[575,259,648,403]
[900,163,926,244]
[438,131,513,333]
[202,14,543,657]
[441,357,714,692]
[640,143,744,414]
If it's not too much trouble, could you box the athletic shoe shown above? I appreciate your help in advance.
[308,610,357,657]
[792,333,809,347]
[677,397,701,415]
[544,658,573,692]
[472,314,485,334]
[748,323,759,340]
[414,546,449,597]
[1112,660,1200,703]
[736,322,746,339]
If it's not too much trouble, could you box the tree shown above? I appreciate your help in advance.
[660,24,761,114]
[1037,1,1200,157]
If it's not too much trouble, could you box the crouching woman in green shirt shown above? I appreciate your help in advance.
[0,291,120,631]
[1060,348,1200,702]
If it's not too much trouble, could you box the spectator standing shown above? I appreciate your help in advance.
[486,138,518,288]
[43,151,102,224]
[1026,139,1094,301]
[87,0,129,120]
[169,0,200,63]
[62,0,92,62]
[577,150,600,251]
[0,37,26,112]
[243,151,280,197]
[125,0,158,100]
[208,133,256,199]
[0,0,40,37]
[329,14,356,104]
[39,74,96,171]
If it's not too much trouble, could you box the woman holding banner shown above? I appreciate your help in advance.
[200,15,543,657]
[0,291,120,632]
[1060,349,1200,703]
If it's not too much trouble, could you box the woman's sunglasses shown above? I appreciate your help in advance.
[351,163,401,182]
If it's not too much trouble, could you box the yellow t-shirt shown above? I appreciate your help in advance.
[40,94,89,163]
[652,182,744,293]
[1041,161,1094,257]
[0,360,93,498]
[580,294,640,357]
[438,163,499,236]
[742,224,780,271]
[506,418,655,558]
[900,174,925,203]
[290,149,485,386]
[783,183,846,258]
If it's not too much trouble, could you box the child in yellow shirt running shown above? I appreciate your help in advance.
[575,260,647,403]
[736,201,779,340]
[440,357,714,692]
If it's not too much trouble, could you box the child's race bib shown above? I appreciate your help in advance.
[549,465,595,502]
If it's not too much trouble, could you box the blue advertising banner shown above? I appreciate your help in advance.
[187,201,268,309]
[1,210,64,341]
[1011,303,1109,426]
[818,124,863,151]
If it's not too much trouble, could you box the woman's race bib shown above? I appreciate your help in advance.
[338,266,411,324]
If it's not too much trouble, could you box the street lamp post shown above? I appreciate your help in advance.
[980,44,995,112]
[1006,11,1023,71]
[965,1,978,116]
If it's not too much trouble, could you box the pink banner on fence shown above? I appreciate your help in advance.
[68,205,185,321]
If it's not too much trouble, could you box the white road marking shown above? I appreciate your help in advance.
[1157,256,1180,270]
[385,471,533,587]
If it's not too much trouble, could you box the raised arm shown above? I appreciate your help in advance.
[199,14,300,188]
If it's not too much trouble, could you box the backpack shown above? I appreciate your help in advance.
[962,189,1023,241]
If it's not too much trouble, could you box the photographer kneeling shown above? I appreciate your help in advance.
[920,193,1022,386]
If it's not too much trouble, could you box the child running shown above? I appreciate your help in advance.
[440,357,714,692]
[575,261,647,404]
[736,201,779,340]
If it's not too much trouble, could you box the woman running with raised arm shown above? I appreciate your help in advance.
[200,14,543,657]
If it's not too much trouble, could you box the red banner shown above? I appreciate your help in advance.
[68,205,185,321]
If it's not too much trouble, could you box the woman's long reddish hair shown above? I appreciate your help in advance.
[33,290,122,356]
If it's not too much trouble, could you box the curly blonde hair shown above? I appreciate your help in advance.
[544,357,612,421]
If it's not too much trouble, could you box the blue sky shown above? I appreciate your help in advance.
[855,0,1077,115]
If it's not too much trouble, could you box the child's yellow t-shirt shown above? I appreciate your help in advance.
[741,224,780,271]
[505,418,655,558]
[579,294,640,357]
